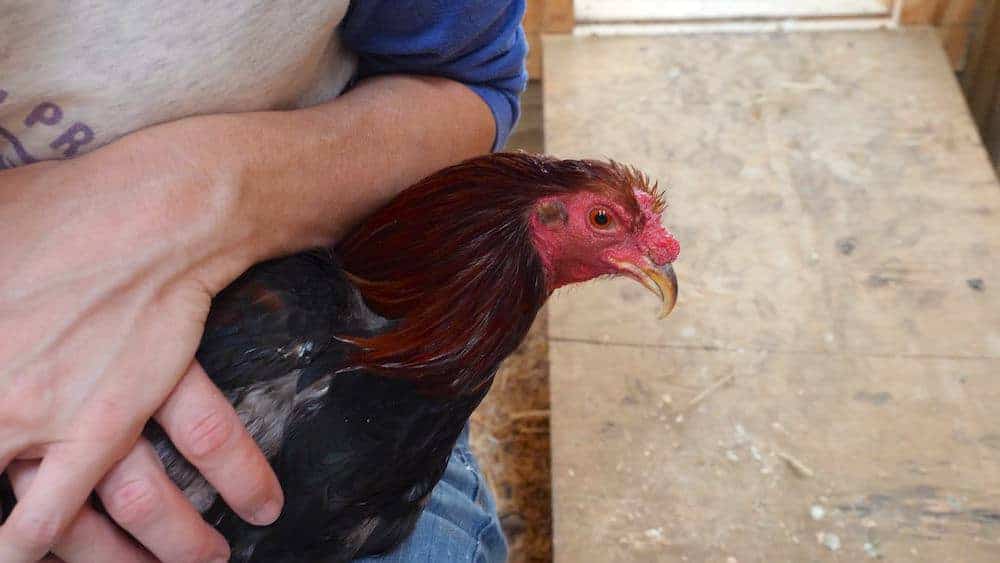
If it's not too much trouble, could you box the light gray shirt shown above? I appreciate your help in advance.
[0,1,354,168]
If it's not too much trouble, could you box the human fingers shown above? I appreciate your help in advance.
[0,443,117,563]
[155,362,283,526]
[95,439,230,563]
[6,460,156,563]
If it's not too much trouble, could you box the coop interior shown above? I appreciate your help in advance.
[469,0,1000,561]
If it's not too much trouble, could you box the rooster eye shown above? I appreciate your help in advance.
[589,208,613,229]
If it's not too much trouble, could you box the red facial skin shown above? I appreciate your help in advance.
[530,189,680,292]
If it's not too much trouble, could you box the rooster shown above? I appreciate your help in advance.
[8,153,681,562]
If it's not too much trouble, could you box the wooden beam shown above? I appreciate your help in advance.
[524,0,544,79]
[901,0,978,24]
[544,0,575,33]
[901,0,945,24]
[524,0,575,81]
[937,23,971,68]
[962,0,1000,167]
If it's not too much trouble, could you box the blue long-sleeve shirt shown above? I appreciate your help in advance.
[340,0,529,151]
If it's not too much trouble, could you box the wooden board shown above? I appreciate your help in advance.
[524,0,575,80]
[543,29,1000,562]
[900,0,980,68]
[543,0,575,33]
[575,0,888,22]
[901,0,978,25]
[524,0,544,78]
[961,0,1000,170]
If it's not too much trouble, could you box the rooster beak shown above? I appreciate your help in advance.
[613,260,678,318]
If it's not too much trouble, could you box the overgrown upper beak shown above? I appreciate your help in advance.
[614,259,679,318]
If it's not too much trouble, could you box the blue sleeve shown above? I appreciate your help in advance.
[339,0,529,151]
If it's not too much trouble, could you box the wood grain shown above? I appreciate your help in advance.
[544,29,1000,562]
[544,0,575,32]
[524,0,575,80]
[961,0,1000,169]
[901,0,978,24]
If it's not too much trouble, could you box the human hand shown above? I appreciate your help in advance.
[0,135,284,562]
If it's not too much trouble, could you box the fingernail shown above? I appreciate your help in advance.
[252,499,282,525]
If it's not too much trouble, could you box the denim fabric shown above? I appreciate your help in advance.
[355,427,507,562]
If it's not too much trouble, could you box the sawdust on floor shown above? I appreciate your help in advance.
[470,312,552,563]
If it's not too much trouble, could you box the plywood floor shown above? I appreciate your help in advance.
[543,29,1000,562]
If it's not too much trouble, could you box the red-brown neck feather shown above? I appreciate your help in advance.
[335,153,658,396]
[336,154,548,396]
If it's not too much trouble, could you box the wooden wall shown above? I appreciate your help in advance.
[960,1,1000,168]
[886,0,980,69]
[891,0,999,167]
[524,0,574,79]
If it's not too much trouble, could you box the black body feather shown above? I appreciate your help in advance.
[0,249,494,562]
[164,249,494,562]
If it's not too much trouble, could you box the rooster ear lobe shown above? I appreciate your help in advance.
[535,200,568,227]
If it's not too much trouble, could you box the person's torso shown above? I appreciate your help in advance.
[0,0,355,168]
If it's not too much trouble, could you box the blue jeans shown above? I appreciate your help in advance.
[355,426,508,562]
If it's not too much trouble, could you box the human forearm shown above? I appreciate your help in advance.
[1,74,497,390]
[145,74,496,265]
[0,74,497,562]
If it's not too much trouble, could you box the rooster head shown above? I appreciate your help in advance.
[529,160,680,317]
[337,153,680,394]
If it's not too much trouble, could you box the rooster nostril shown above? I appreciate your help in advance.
[648,237,680,265]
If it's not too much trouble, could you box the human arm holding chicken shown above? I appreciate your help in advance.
[0,66,500,563]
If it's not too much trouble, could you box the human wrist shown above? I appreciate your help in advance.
[112,74,498,280]
[155,111,337,261]
[67,125,263,294]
